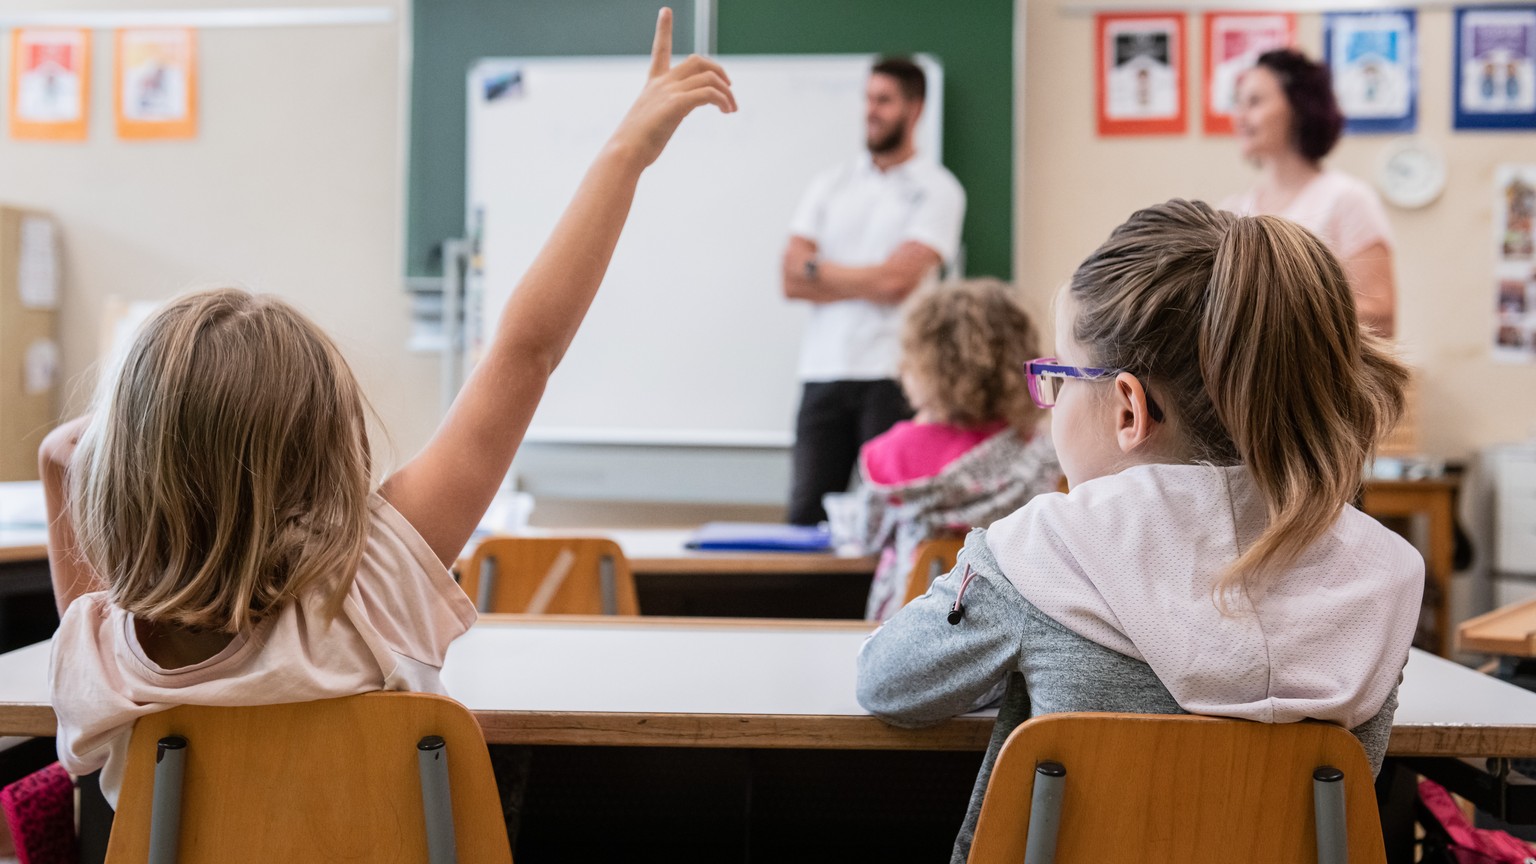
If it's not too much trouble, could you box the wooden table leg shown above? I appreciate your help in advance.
[1428,491,1454,658]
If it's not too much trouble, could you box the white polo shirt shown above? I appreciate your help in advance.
[788,153,966,382]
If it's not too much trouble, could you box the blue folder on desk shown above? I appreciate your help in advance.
[686,522,834,552]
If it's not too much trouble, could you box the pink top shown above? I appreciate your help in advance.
[1222,170,1394,260]
[49,493,478,807]
[860,419,1010,486]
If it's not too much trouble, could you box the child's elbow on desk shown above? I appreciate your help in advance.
[855,562,1021,727]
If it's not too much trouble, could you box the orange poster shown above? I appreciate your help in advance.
[9,29,91,141]
[115,29,197,140]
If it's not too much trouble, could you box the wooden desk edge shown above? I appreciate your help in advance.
[1457,597,1536,656]
[5,703,1534,757]
[629,555,878,575]
[473,613,877,631]
[0,544,48,565]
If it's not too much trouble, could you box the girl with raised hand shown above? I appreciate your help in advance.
[42,8,734,807]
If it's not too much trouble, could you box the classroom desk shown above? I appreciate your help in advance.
[4,617,1532,862]
[2,526,881,621]
[1363,477,1459,656]
[2,616,1533,754]
[1459,596,1536,658]
[4,528,879,577]
[590,529,877,576]
[0,527,47,566]
[464,530,879,618]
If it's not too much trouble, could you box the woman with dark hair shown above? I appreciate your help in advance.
[1223,49,1397,337]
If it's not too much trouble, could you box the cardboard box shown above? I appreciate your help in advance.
[0,206,60,481]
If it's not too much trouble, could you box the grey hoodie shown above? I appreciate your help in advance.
[856,529,1403,863]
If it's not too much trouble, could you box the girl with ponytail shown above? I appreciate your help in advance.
[856,199,1423,864]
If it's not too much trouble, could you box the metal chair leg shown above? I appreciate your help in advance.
[475,558,498,613]
[417,736,457,864]
[599,555,617,615]
[147,736,186,864]
[1313,765,1347,864]
[1024,761,1066,864]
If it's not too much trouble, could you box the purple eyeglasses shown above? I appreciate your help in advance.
[1025,357,1164,421]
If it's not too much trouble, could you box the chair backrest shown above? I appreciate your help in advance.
[968,712,1387,864]
[458,536,639,615]
[104,692,512,864]
[902,537,966,606]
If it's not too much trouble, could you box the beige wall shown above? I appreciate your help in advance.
[0,0,440,468]
[8,0,1533,493]
[1021,0,1536,461]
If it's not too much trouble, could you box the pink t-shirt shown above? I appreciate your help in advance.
[1222,170,1394,260]
[49,493,478,807]
[860,419,1010,486]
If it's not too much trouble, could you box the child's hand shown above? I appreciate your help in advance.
[609,8,736,169]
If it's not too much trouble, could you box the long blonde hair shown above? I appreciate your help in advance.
[73,288,372,633]
[1069,200,1407,591]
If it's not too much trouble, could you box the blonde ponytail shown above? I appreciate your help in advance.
[1201,215,1406,585]
[1070,200,1408,593]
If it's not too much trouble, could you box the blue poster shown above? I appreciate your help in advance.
[1324,10,1417,134]
[1454,6,1536,130]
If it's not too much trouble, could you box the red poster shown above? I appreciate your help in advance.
[1203,12,1296,135]
[1096,13,1187,136]
[9,29,91,141]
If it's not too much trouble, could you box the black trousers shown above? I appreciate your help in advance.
[787,379,913,526]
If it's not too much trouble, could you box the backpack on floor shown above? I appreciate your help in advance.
[1418,778,1536,864]
[0,761,77,864]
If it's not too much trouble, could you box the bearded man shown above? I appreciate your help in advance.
[780,57,967,526]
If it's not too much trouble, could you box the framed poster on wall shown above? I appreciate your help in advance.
[115,29,198,140]
[1096,13,1186,136]
[9,29,90,141]
[1325,10,1417,134]
[1203,11,1295,135]
[1494,165,1536,363]
[1454,6,1536,130]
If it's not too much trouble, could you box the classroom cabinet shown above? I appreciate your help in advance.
[0,205,60,481]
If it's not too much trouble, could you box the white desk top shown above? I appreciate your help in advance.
[2,617,1534,754]
[0,527,48,565]
[466,529,877,575]
[1,527,878,574]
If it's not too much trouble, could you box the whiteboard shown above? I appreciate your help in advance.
[466,55,943,446]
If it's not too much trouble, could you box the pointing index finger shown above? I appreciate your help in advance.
[650,7,673,78]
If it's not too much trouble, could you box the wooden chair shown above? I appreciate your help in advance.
[458,537,639,615]
[902,537,966,605]
[104,692,511,864]
[968,712,1386,864]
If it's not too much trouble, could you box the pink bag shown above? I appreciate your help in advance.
[1419,778,1536,864]
[0,762,77,864]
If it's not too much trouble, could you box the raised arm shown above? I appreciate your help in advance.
[39,416,105,615]
[382,9,736,565]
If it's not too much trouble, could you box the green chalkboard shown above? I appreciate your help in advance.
[407,1,1012,279]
